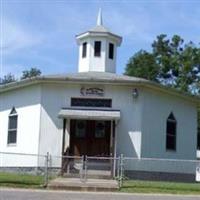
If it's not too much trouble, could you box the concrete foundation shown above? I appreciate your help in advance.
[125,170,196,183]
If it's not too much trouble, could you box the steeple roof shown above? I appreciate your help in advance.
[89,8,112,33]
[89,25,110,33]
[76,9,122,45]
[89,8,110,32]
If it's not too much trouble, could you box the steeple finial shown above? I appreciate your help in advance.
[97,8,103,26]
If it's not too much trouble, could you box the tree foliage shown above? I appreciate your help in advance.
[125,34,200,149]
[0,73,16,85]
[125,34,200,94]
[0,68,42,85]
[125,50,159,81]
[21,68,41,80]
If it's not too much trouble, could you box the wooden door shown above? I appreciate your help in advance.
[87,120,111,156]
[70,120,111,157]
[70,120,87,156]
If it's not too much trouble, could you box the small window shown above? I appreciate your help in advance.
[75,120,86,138]
[82,42,87,58]
[8,107,18,145]
[166,112,177,151]
[94,41,101,57]
[71,98,112,108]
[109,43,114,59]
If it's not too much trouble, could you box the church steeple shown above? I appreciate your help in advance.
[76,9,122,73]
[97,8,103,26]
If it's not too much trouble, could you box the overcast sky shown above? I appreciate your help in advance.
[1,0,200,78]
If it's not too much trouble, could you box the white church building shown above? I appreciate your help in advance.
[0,10,199,181]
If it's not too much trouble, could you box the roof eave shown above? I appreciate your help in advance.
[0,76,200,105]
[76,31,122,46]
[143,82,200,105]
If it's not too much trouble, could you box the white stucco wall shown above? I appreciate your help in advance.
[125,88,198,174]
[0,85,41,167]
[141,88,197,160]
[78,39,90,72]
[38,84,64,167]
[0,81,197,174]
[38,83,143,167]
[38,82,198,173]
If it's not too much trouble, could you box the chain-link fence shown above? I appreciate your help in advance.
[118,155,200,187]
[57,155,120,182]
[0,151,49,187]
[0,152,200,188]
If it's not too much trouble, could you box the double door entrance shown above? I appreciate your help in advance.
[70,120,111,157]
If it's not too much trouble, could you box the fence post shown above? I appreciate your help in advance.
[117,156,120,179]
[84,155,88,183]
[44,152,49,187]
[80,155,84,182]
[119,154,124,188]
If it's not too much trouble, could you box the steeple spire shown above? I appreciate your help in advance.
[97,8,103,26]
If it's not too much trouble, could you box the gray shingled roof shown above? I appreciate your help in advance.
[44,72,149,82]
[89,25,111,33]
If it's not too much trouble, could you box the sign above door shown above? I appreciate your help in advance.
[80,87,104,97]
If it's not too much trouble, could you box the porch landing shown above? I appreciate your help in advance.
[48,177,119,192]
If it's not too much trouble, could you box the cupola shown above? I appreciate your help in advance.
[76,9,122,73]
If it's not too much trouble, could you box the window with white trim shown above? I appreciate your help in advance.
[7,107,18,145]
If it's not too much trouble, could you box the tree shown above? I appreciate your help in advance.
[0,73,16,85]
[21,68,41,80]
[152,35,200,93]
[125,34,200,149]
[126,34,200,94]
[125,50,159,82]
[0,68,42,85]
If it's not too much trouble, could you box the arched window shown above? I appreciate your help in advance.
[166,112,177,151]
[7,107,18,145]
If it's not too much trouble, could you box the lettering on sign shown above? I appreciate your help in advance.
[80,87,104,97]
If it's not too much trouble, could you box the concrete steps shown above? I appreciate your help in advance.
[63,174,112,180]
[63,169,112,179]
[48,177,119,192]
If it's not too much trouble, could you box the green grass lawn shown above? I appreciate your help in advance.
[120,180,200,195]
[0,172,45,188]
[1,172,200,195]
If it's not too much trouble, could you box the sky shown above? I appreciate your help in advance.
[1,0,200,78]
